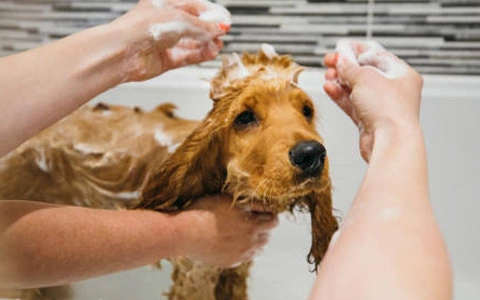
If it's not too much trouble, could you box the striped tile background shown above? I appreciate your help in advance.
[0,0,479,75]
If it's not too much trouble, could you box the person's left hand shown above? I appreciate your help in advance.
[110,0,231,82]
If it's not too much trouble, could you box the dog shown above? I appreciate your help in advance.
[0,45,338,300]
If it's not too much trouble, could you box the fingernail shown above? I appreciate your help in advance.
[217,23,231,32]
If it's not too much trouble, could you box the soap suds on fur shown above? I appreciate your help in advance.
[168,143,181,154]
[35,149,49,172]
[115,191,141,200]
[154,128,174,148]
[74,143,103,155]
[261,43,278,60]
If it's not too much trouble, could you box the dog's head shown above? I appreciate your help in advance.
[139,45,338,270]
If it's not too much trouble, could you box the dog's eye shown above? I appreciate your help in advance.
[303,105,313,119]
[234,110,257,129]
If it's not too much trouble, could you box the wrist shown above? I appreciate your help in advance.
[68,23,133,88]
[90,23,136,84]
[168,210,200,257]
[371,122,425,158]
[373,122,423,142]
[105,15,165,82]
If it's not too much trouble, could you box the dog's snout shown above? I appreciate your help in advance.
[289,141,326,176]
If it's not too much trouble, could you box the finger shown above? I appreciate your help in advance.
[166,0,206,16]
[149,19,211,49]
[323,81,358,125]
[175,37,223,54]
[336,55,361,88]
[169,0,232,33]
[213,37,224,50]
[176,37,204,50]
[325,68,337,81]
[166,39,220,68]
[347,40,408,79]
[323,80,349,103]
[323,53,338,68]
[335,39,359,67]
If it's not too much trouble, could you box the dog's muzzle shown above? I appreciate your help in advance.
[288,140,326,177]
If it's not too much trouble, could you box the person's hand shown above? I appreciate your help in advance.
[174,195,278,268]
[109,0,231,82]
[323,40,424,162]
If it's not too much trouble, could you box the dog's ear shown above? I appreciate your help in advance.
[210,54,251,101]
[306,174,339,272]
[137,112,227,211]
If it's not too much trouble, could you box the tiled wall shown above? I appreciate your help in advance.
[1,0,479,75]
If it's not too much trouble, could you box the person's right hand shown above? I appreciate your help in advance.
[109,0,231,82]
[174,195,278,268]
[323,40,424,162]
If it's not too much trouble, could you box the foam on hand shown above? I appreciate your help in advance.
[335,40,407,79]
[335,40,359,66]
[149,21,208,42]
[197,0,232,31]
[151,0,232,32]
[151,0,165,9]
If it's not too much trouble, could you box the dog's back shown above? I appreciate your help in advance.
[0,102,199,209]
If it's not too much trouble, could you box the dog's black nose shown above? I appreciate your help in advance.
[289,141,326,176]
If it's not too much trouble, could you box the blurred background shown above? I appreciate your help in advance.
[1,1,479,300]
[1,0,479,75]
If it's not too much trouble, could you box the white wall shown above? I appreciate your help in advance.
[76,67,480,300]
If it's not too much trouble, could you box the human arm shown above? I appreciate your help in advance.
[310,41,452,300]
[0,0,230,157]
[0,196,276,289]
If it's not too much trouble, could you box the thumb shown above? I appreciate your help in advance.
[336,55,360,89]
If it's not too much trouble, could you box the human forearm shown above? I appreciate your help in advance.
[0,24,129,157]
[311,127,452,300]
[0,196,277,289]
[0,201,183,289]
[0,0,229,157]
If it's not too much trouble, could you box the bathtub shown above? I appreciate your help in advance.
[67,66,480,300]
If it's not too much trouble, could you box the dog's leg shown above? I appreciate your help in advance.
[0,286,72,300]
[214,263,251,300]
[167,257,222,300]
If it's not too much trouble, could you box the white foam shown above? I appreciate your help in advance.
[151,0,165,9]
[197,0,232,25]
[115,191,141,200]
[154,128,174,148]
[261,43,278,59]
[92,185,140,201]
[102,110,112,117]
[149,21,187,41]
[335,40,407,79]
[356,41,407,79]
[149,21,209,42]
[168,143,181,154]
[335,39,359,66]
[35,149,49,172]
[74,143,102,155]
[232,53,251,79]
